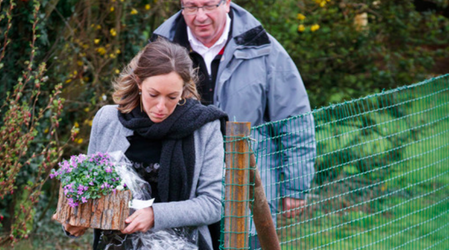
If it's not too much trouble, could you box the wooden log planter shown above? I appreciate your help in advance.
[53,187,132,230]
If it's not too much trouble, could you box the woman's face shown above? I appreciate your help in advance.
[139,72,184,123]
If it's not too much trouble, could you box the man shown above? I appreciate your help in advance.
[151,0,316,249]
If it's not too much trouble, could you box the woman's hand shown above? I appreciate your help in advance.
[52,214,88,237]
[121,207,154,234]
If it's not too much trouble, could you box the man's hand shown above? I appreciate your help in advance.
[121,207,154,234]
[52,214,87,237]
[282,197,306,218]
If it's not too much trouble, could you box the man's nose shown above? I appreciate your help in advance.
[195,7,208,21]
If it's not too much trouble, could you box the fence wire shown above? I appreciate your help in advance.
[221,74,449,250]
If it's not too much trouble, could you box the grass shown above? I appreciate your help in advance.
[277,76,449,250]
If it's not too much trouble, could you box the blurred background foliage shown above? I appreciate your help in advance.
[0,0,448,248]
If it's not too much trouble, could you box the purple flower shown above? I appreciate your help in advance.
[112,189,117,194]
[89,181,94,186]
[68,200,79,208]
[81,197,88,203]
[67,197,79,207]
[77,190,84,195]
[105,166,112,173]
[84,186,88,191]
[77,154,87,163]
[70,160,77,168]
[49,173,55,179]
[60,161,70,171]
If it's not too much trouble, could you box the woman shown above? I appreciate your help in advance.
[58,39,228,250]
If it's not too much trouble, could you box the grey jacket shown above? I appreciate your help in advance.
[88,105,224,248]
[153,3,316,201]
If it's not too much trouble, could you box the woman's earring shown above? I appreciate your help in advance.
[139,92,143,112]
[178,97,186,106]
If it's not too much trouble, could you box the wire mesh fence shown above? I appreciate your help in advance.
[221,74,449,249]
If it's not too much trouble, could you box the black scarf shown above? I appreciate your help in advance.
[118,99,227,203]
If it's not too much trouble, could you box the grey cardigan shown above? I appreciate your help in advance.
[88,105,224,248]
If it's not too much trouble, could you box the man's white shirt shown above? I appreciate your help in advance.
[187,14,231,75]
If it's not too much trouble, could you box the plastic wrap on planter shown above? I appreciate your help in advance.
[97,151,198,250]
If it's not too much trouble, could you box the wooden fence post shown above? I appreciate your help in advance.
[249,153,281,250]
[224,122,251,249]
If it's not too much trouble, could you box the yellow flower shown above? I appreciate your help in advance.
[297,13,306,20]
[94,39,100,44]
[130,8,138,15]
[96,24,102,30]
[320,1,326,7]
[84,107,89,112]
[145,4,151,10]
[73,70,78,75]
[76,138,84,144]
[115,69,120,74]
[110,53,117,59]
[77,60,83,66]
[115,49,121,54]
[311,24,320,32]
[44,128,49,134]
[74,122,80,128]
[297,24,305,32]
[97,47,106,55]
[65,79,72,83]
[83,76,90,82]
[88,120,93,126]
[110,28,117,37]
[110,6,115,12]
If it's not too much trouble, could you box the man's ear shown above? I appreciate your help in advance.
[225,0,232,13]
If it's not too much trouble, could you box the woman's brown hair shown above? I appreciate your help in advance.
[113,38,200,113]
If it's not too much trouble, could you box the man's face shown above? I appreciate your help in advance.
[181,0,231,48]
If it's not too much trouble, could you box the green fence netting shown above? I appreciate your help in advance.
[221,74,449,250]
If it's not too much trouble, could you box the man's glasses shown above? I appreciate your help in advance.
[181,0,225,15]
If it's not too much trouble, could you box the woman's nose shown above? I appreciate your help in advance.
[156,98,165,110]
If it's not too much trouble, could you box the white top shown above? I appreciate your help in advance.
[187,14,231,75]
